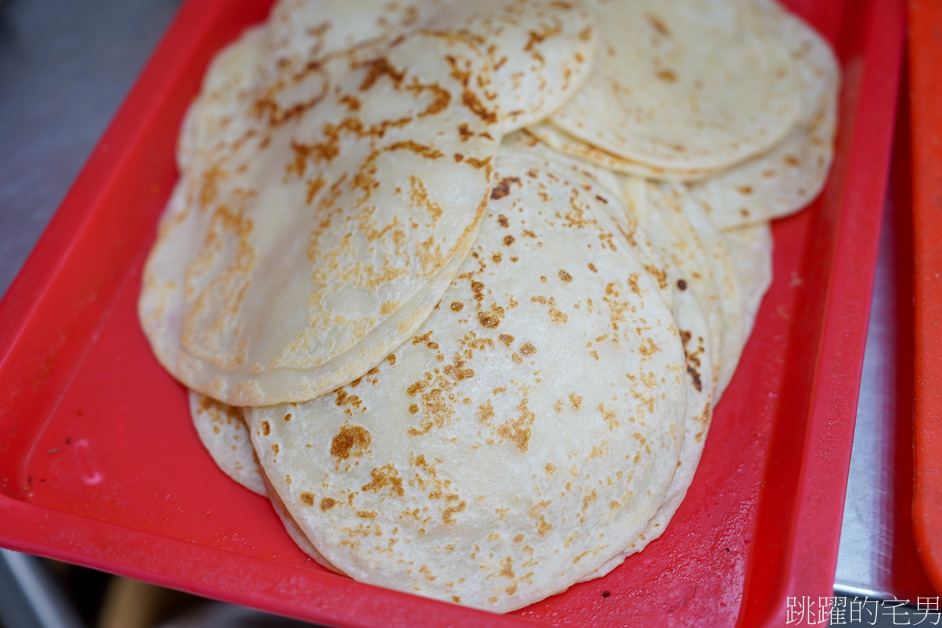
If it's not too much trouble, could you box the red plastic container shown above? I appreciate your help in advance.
[909,0,942,597]
[0,1,904,626]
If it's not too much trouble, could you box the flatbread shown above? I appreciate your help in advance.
[580,179,718,581]
[502,132,678,315]
[178,26,269,173]
[425,0,597,132]
[550,0,800,171]
[189,392,265,495]
[140,30,503,406]
[689,0,840,228]
[527,122,717,181]
[652,183,745,399]
[268,0,598,134]
[724,222,773,340]
[245,146,686,612]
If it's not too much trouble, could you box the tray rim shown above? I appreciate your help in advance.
[0,0,905,625]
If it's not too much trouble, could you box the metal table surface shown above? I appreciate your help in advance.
[0,0,934,625]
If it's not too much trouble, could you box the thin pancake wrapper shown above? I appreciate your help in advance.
[582,178,719,581]
[526,122,717,181]
[245,146,687,612]
[689,0,840,228]
[189,391,266,495]
[140,30,503,406]
[723,222,773,340]
[268,0,598,134]
[550,0,800,172]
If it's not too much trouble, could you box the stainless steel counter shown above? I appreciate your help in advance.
[0,0,933,625]
[0,0,183,296]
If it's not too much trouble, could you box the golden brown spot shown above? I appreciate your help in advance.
[491,177,521,200]
[503,234,515,246]
[339,94,361,111]
[330,425,371,459]
[784,155,800,166]
[444,359,475,381]
[677,279,687,291]
[599,403,618,430]
[588,262,598,273]
[496,398,535,452]
[411,82,451,118]
[461,89,498,124]
[497,214,509,228]
[657,69,677,82]
[638,337,659,357]
[284,413,292,421]
[477,303,504,328]
[478,400,495,424]
[531,295,568,324]
[499,557,515,579]
[644,264,669,290]
[300,492,315,506]
[687,364,703,392]
[261,421,270,436]
[520,342,536,356]
[646,12,671,36]
[558,269,572,282]
[358,56,405,91]
[443,500,466,525]
[463,155,492,171]
[450,301,464,312]
[409,404,419,414]
[362,463,405,497]
[570,393,582,410]
[334,390,363,409]
[197,164,223,209]
[498,334,514,347]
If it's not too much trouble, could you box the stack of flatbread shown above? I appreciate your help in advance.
[139,0,839,613]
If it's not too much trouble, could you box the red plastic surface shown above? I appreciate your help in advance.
[0,1,903,626]
[909,0,942,597]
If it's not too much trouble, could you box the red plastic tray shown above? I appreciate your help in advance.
[0,1,903,626]
[909,0,942,596]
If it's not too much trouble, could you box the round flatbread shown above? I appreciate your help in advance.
[425,0,597,132]
[527,122,718,181]
[189,391,265,495]
[245,146,687,612]
[724,222,773,340]
[140,30,503,406]
[268,0,598,134]
[652,183,745,399]
[550,0,800,171]
[690,0,840,228]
